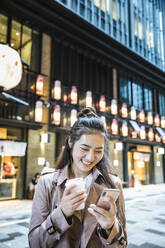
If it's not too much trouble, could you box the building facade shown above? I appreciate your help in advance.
[0,0,165,200]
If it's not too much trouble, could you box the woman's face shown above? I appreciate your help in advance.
[71,133,104,178]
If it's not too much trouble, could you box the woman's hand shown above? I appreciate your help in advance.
[88,196,117,230]
[60,184,86,218]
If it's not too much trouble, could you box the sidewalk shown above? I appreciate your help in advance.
[0,183,164,248]
[0,183,164,223]
[124,183,165,200]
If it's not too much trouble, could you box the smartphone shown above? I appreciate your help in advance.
[97,189,120,211]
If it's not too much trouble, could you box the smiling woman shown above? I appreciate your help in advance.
[28,107,127,248]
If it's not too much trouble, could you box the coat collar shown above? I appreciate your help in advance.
[54,164,105,187]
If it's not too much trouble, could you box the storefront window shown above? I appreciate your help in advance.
[119,77,131,105]
[0,14,8,43]
[132,82,143,109]
[22,25,32,66]
[10,20,21,53]
[10,18,41,72]
[144,87,153,111]
[0,127,26,200]
[128,145,153,187]
[31,30,40,72]
[159,92,165,116]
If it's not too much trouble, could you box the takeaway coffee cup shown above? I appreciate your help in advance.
[65,177,86,210]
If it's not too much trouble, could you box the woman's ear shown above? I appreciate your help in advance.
[68,137,72,148]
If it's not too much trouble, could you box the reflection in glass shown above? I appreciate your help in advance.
[0,14,8,43]
[11,20,21,52]
[22,25,32,66]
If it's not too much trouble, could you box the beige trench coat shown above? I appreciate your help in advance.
[28,166,127,248]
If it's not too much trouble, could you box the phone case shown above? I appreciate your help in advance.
[97,189,120,210]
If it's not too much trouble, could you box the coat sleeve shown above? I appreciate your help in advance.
[28,174,71,248]
[97,177,127,247]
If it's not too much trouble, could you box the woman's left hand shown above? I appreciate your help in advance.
[88,197,117,230]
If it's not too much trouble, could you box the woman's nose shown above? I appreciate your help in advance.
[85,150,95,162]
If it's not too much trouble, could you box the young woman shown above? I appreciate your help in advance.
[28,108,127,248]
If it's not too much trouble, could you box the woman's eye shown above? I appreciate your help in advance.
[95,150,102,154]
[80,147,88,151]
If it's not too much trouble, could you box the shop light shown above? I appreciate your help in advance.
[137,161,145,168]
[147,112,153,125]
[154,114,160,126]
[99,95,106,112]
[162,135,165,144]
[63,93,68,103]
[70,109,77,127]
[86,91,92,107]
[111,119,118,135]
[156,161,161,167]
[52,105,61,125]
[133,152,140,160]
[155,133,161,142]
[38,157,45,166]
[115,142,123,150]
[131,131,137,139]
[139,109,145,123]
[111,99,118,115]
[71,86,78,105]
[113,160,119,166]
[161,116,165,129]
[40,133,50,144]
[0,44,22,90]
[158,147,165,155]
[121,120,128,136]
[130,106,136,120]
[100,116,106,128]
[36,74,44,95]
[54,80,61,100]
[35,101,43,122]
[148,128,154,142]
[121,103,128,118]
[140,126,146,139]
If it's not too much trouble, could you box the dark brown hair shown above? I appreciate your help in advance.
[55,107,117,188]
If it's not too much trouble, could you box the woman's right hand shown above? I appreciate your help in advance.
[60,184,86,218]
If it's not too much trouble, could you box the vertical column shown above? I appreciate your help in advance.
[113,68,118,99]
[123,142,129,183]
[41,33,52,124]
[128,0,134,50]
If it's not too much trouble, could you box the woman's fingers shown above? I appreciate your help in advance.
[89,202,117,217]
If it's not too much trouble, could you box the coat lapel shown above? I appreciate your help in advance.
[81,181,105,248]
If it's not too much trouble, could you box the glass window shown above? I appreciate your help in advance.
[31,30,40,72]
[119,77,131,105]
[106,0,110,14]
[10,20,21,53]
[0,14,8,43]
[132,82,143,109]
[10,19,40,72]
[71,0,78,11]
[94,0,100,8]
[138,21,143,40]
[22,25,32,66]
[144,87,153,111]
[100,0,106,12]
[87,0,92,22]
[134,16,138,37]
[159,93,165,116]
[112,0,117,21]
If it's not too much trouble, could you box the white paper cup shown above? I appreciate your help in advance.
[65,178,86,210]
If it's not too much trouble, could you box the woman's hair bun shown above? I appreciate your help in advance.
[77,107,98,119]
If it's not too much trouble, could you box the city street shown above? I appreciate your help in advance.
[0,184,165,248]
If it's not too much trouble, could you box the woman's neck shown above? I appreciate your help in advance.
[69,164,89,179]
